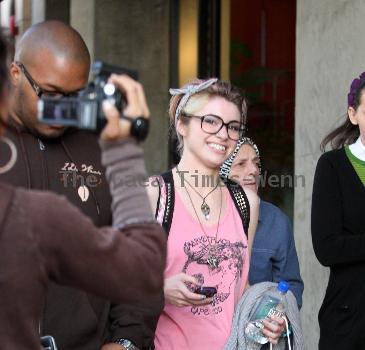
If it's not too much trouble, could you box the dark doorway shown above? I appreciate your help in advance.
[169,0,296,219]
[230,0,296,218]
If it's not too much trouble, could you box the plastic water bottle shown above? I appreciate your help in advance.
[245,281,289,344]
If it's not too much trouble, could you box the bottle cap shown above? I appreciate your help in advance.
[277,281,289,293]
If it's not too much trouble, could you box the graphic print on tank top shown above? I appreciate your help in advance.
[182,234,247,316]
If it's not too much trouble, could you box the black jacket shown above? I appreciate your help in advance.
[0,118,162,349]
[311,148,365,350]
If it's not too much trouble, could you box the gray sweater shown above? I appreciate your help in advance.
[224,282,305,350]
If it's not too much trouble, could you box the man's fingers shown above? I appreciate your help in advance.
[100,100,124,141]
[108,74,130,94]
[102,100,120,123]
[108,74,145,118]
[134,81,150,118]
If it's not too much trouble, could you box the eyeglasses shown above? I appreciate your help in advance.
[15,61,77,98]
[182,113,245,141]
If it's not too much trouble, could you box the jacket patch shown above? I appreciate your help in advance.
[59,162,103,202]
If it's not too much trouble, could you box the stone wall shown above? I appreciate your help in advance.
[71,0,170,174]
[94,0,170,173]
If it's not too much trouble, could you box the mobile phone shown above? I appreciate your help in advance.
[40,335,58,350]
[194,286,217,298]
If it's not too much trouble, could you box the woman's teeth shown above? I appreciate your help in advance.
[208,143,226,151]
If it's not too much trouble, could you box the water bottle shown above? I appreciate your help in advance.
[245,281,289,344]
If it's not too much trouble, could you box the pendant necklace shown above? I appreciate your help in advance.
[176,165,219,220]
[176,167,223,269]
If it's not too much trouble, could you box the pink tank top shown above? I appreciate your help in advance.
[154,188,249,350]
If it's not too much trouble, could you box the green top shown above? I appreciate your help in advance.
[345,145,365,186]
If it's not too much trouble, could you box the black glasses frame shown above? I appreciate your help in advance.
[15,61,77,98]
[182,113,246,141]
[15,61,44,97]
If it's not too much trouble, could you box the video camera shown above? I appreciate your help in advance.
[37,61,148,139]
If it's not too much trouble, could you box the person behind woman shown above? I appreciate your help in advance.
[147,78,284,350]
[0,32,166,349]
[311,72,365,349]
[221,137,304,308]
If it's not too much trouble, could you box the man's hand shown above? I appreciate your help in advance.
[100,74,150,141]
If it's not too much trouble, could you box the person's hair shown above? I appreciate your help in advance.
[169,78,247,155]
[0,33,8,99]
[0,31,9,136]
[320,77,364,151]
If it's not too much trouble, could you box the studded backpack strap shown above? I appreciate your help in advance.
[152,170,175,235]
[225,178,250,237]
[150,175,165,225]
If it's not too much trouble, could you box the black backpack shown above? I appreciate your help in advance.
[153,170,250,237]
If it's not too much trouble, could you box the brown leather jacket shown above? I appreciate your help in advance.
[0,119,163,349]
[0,138,166,349]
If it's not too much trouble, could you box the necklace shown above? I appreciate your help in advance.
[176,168,223,269]
[176,165,219,220]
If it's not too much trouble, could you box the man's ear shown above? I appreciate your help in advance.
[9,62,21,87]
[348,106,358,126]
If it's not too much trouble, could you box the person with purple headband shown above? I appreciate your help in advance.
[145,78,285,349]
[311,72,365,349]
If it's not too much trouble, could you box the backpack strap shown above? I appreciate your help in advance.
[153,170,175,235]
[152,175,165,224]
[225,178,250,237]
[153,171,250,238]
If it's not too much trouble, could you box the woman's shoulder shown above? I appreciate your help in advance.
[318,148,346,164]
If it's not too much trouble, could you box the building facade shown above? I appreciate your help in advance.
[2,0,363,348]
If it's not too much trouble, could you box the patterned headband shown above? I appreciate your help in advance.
[348,72,365,107]
[219,136,261,180]
[169,78,218,122]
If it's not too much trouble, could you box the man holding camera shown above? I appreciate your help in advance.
[0,20,161,350]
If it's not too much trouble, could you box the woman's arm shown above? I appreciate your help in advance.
[145,177,160,217]
[272,209,303,308]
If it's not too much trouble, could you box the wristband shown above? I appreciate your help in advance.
[122,116,149,141]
